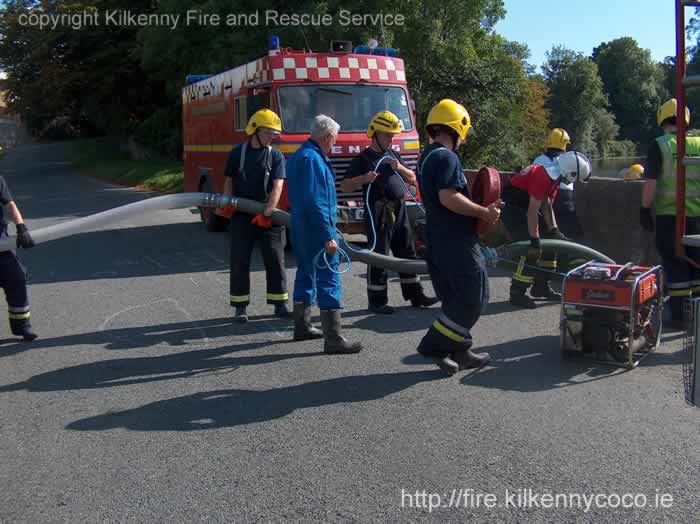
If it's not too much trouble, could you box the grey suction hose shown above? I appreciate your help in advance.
[495,240,615,265]
[0,193,614,273]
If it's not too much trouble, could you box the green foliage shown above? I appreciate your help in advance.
[592,37,666,144]
[64,138,184,192]
[542,46,608,157]
[604,139,637,158]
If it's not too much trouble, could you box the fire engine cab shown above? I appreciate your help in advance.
[182,38,421,233]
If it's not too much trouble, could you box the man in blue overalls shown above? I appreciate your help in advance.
[416,100,501,375]
[286,115,362,353]
[0,176,37,340]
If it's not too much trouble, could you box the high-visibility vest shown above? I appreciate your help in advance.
[656,133,700,217]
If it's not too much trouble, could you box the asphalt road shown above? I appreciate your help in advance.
[0,141,698,523]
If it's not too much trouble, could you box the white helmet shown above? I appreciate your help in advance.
[553,151,592,184]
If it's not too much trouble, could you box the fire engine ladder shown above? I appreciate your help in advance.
[677,0,700,406]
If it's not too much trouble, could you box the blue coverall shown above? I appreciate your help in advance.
[286,140,342,310]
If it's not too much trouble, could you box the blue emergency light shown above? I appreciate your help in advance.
[353,45,398,57]
[269,35,280,51]
[185,74,213,85]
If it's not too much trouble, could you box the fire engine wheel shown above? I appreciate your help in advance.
[199,179,228,232]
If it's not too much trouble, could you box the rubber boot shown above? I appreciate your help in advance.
[530,281,561,301]
[410,293,440,308]
[369,303,395,315]
[452,348,491,370]
[509,282,536,309]
[10,318,38,342]
[320,310,362,354]
[293,302,323,341]
[234,306,248,323]
[416,325,460,376]
[274,303,290,318]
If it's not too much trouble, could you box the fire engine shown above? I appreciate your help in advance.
[182,38,422,234]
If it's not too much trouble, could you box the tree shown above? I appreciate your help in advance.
[542,46,608,157]
[592,37,666,144]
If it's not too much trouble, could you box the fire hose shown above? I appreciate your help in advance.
[0,192,615,272]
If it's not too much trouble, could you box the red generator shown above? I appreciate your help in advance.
[560,262,664,368]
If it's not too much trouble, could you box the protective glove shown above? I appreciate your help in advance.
[640,207,654,233]
[251,214,273,229]
[527,237,541,262]
[16,223,35,249]
[546,227,569,241]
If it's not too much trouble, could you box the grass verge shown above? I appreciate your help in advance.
[64,138,184,193]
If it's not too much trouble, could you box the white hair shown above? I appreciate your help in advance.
[310,114,340,140]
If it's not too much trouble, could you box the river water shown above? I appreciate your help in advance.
[591,156,645,179]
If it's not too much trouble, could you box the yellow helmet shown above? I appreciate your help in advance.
[367,111,402,138]
[624,164,644,181]
[246,109,282,136]
[657,98,691,127]
[545,128,570,151]
[426,99,471,140]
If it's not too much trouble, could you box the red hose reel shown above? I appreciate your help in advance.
[470,167,502,235]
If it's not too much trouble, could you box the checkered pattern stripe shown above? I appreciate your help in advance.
[246,58,269,85]
[269,55,406,83]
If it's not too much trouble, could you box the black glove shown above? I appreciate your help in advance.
[527,237,542,261]
[546,227,569,241]
[640,207,654,233]
[16,223,35,249]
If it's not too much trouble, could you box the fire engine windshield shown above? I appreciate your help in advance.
[277,85,413,134]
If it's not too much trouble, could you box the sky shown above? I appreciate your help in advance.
[495,0,685,70]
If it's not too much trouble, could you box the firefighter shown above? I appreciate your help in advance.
[222,109,289,323]
[502,151,591,309]
[340,111,439,314]
[0,176,37,340]
[532,128,585,295]
[415,99,501,375]
[640,98,700,330]
[286,114,362,353]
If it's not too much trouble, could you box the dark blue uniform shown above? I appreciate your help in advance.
[416,144,488,357]
[346,147,424,307]
[224,143,288,308]
[0,177,33,337]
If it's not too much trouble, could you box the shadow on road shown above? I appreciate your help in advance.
[0,339,317,394]
[64,370,442,432]
[459,335,628,391]
[0,316,297,358]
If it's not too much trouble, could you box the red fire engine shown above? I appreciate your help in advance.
[182,39,422,234]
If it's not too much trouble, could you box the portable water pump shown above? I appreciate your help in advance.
[560,262,664,368]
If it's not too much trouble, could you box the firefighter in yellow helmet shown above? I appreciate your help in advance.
[524,128,586,304]
[414,99,501,375]
[222,109,289,323]
[341,111,438,314]
[640,98,700,330]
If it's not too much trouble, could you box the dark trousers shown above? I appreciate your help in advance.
[554,189,586,271]
[229,214,288,308]
[417,239,488,357]
[655,215,700,321]
[500,196,555,295]
[366,199,423,307]
[0,251,32,333]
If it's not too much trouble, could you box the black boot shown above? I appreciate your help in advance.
[509,292,536,309]
[10,318,38,342]
[293,302,323,341]
[369,303,395,314]
[530,277,561,301]
[274,303,291,318]
[410,293,440,308]
[320,310,362,354]
[416,325,460,376]
[234,306,248,323]
[452,348,491,370]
